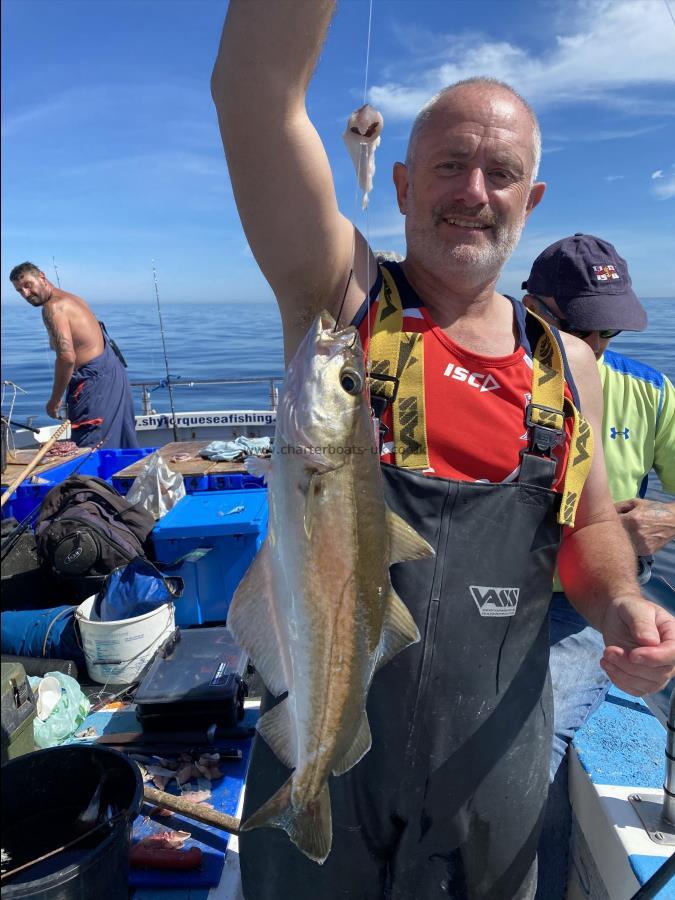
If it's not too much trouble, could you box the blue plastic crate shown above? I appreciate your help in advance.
[1,483,48,523]
[1,447,158,520]
[151,490,268,625]
[1,454,96,522]
[112,467,209,496]
[207,472,266,491]
[183,474,209,492]
[98,447,156,480]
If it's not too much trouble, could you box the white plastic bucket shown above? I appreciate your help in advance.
[75,595,175,685]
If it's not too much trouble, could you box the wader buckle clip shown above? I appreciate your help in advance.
[525,404,565,457]
[368,393,391,453]
[370,393,389,422]
[368,372,400,406]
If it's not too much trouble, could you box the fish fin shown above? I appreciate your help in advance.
[227,541,288,696]
[386,508,435,564]
[244,456,272,479]
[256,698,297,769]
[332,711,372,777]
[374,588,420,673]
[242,777,332,865]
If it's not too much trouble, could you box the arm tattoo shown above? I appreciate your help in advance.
[43,306,74,354]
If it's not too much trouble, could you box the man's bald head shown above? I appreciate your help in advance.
[406,78,542,182]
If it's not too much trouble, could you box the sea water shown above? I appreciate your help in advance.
[2,295,671,422]
[0,299,286,422]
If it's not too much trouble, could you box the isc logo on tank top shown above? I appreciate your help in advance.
[443,363,501,393]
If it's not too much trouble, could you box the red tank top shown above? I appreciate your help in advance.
[357,264,575,491]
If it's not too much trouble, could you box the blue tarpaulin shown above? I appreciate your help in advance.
[94,557,181,622]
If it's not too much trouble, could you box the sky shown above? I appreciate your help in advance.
[2,0,675,309]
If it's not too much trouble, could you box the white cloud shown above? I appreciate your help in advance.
[604,175,625,182]
[369,0,675,120]
[651,166,675,200]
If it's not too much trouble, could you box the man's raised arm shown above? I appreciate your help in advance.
[212,0,365,355]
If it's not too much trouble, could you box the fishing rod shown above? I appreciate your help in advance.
[52,256,61,288]
[151,261,179,443]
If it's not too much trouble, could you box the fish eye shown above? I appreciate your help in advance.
[340,367,363,395]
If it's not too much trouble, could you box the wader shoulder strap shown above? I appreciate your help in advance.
[526,309,594,527]
[99,321,128,368]
[368,267,429,470]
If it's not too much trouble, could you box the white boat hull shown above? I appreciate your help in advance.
[7,409,277,450]
[133,410,276,447]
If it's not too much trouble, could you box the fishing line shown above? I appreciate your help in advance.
[52,256,61,288]
[151,261,179,443]
[363,0,375,385]
[334,267,354,330]
[348,0,375,372]
[337,0,375,337]
[663,0,675,28]
[362,0,374,107]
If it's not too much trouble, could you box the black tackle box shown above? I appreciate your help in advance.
[1,661,36,764]
[134,626,249,731]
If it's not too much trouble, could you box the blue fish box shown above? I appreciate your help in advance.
[1,448,157,521]
[150,490,268,625]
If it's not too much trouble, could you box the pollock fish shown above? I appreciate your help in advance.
[228,311,433,863]
[342,103,384,209]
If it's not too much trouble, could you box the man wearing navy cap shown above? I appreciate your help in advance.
[521,234,675,899]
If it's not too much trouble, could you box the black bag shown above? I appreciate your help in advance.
[35,475,155,577]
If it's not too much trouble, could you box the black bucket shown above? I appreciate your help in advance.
[1,745,143,899]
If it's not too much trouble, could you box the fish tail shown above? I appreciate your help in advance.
[242,776,332,864]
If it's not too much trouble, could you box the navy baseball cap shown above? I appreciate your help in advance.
[522,234,647,332]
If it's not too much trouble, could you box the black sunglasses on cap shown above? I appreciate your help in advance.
[527,295,622,341]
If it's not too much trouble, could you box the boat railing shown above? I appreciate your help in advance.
[128,376,283,415]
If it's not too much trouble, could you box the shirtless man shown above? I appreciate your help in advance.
[10,262,138,448]
[212,3,675,896]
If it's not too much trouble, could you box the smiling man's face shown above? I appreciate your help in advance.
[394,85,545,285]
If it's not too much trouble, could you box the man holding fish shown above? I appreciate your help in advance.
[212,2,675,898]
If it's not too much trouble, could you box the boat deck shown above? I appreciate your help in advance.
[113,441,250,481]
[569,686,674,899]
[1,448,87,487]
[67,695,258,899]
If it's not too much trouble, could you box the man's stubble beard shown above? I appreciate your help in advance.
[405,204,528,285]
